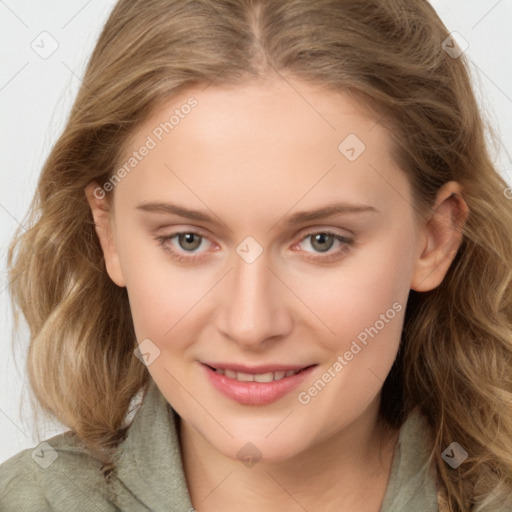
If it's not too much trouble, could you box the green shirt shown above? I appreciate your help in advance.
[1,378,440,511]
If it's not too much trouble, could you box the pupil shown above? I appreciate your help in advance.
[312,233,333,252]
[179,233,201,250]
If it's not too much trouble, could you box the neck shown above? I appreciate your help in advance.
[178,401,400,512]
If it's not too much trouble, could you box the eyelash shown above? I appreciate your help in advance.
[155,229,354,264]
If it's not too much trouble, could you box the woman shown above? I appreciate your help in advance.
[2,1,512,510]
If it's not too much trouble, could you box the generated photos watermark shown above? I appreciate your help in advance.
[297,301,403,405]
[93,97,198,200]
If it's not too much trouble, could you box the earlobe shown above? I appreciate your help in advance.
[410,182,469,292]
[84,183,126,288]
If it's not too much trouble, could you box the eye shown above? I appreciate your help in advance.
[294,230,353,262]
[155,231,214,262]
[155,229,353,264]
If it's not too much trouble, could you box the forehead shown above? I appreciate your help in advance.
[113,78,411,222]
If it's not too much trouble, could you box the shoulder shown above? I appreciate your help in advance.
[380,407,439,511]
[0,381,192,511]
[384,409,512,512]
[0,431,117,512]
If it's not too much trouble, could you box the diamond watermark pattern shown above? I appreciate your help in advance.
[237,442,262,468]
[441,441,468,469]
[442,32,469,59]
[31,441,58,469]
[134,338,161,366]
[338,134,366,162]
[236,236,263,264]
[30,31,59,59]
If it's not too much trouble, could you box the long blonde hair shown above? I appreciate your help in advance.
[8,0,512,509]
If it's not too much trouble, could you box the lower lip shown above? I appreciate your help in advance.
[202,364,317,406]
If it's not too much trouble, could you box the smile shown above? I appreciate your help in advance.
[202,363,317,405]
[212,368,302,382]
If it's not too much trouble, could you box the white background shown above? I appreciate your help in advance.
[1,0,511,463]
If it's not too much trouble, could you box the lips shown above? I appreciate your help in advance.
[213,368,301,382]
[202,362,317,405]
[203,362,314,380]
[202,362,313,373]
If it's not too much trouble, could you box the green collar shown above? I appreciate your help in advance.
[110,378,438,511]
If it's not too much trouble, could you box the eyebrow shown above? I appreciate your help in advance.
[136,201,377,226]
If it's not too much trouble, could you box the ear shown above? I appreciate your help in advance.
[410,181,469,292]
[84,182,126,287]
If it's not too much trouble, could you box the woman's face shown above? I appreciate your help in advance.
[87,77,459,463]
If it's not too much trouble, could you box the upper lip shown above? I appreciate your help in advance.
[202,362,317,374]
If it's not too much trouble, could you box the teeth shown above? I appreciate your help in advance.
[215,368,301,382]
[254,372,274,383]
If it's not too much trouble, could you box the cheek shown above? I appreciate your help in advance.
[125,270,206,345]
[119,217,416,355]
[296,229,415,352]
[115,234,197,341]
[294,240,411,434]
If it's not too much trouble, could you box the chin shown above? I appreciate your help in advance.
[213,429,314,466]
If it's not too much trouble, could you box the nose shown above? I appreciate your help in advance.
[216,247,293,349]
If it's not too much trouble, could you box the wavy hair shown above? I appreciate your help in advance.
[8,0,512,509]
